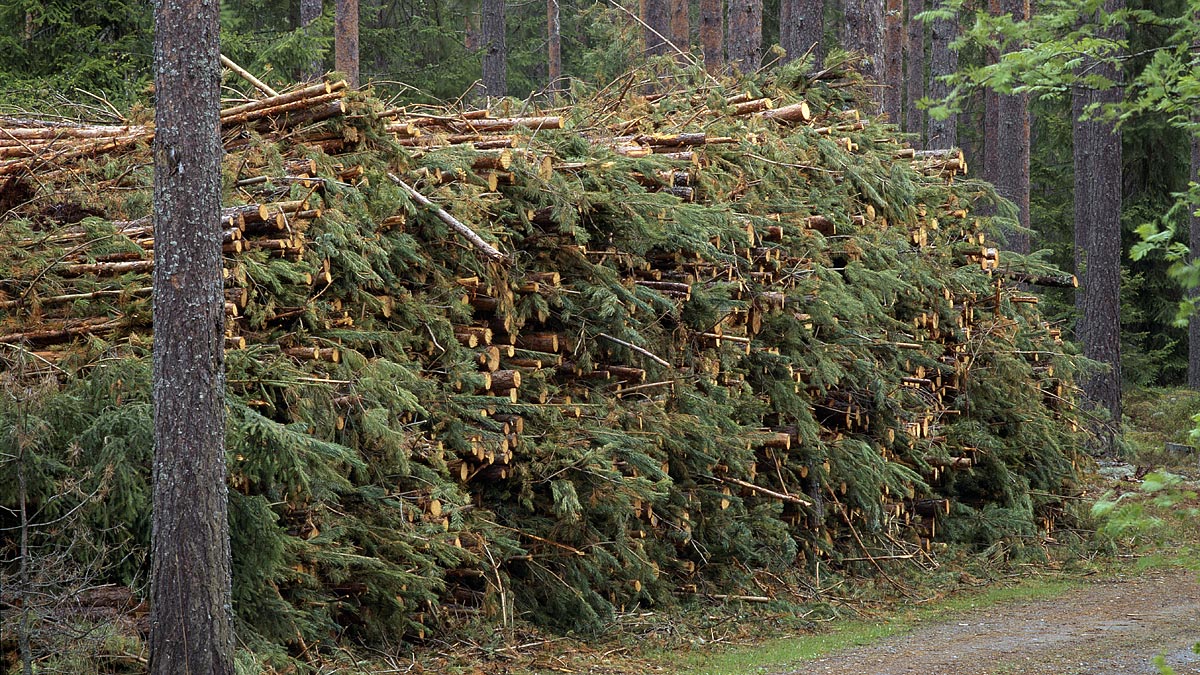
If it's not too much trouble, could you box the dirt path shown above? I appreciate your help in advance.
[790,568,1200,675]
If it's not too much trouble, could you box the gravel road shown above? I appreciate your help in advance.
[788,568,1200,675]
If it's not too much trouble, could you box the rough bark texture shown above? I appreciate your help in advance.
[300,0,322,25]
[701,0,724,70]
[904,0,924,144]
[149,0,233,674]
[1073,0,1124,429]
[642,0,672,57]
[994,0,1030,253]
[670,0,690,53]
[482,0,507,97]
[882,0,903,122]
[781,0,824,66]
[726,0,762,73]
[1192,134,1200,390]
[334,0,359,87]
[841,0,884,111]
[300,0,323,80]
[982,0,999,188]
[548,0,562,91]
[926,0,957,149]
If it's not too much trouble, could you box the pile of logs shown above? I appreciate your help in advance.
[0,66,1085,642]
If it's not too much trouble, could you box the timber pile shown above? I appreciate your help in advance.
[0,61,1086,652]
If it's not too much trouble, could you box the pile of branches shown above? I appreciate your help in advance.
[0,60,1086,661]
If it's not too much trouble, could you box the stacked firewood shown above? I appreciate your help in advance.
[0,66,1085,644]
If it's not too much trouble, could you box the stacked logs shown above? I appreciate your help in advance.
[0,67,1086,644]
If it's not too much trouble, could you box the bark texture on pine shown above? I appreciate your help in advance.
[482,0,507,97]
[1191,134,1200,390]
[300,0,322,25]
[882,0,903,122]
[904,0,924,143]
[300,0,323,80]
[780,0,824,67]
[994,0,1030,254]
[670,0,690,53]
[642,0,672,56]
[548,0,562,91]
[1073,0,1124,428]
[841,0,884,110]
[700,0,725,70]
[927,0,957,149]
[149,0,233,674]
[334,0,359,87]
[726,0,762,73]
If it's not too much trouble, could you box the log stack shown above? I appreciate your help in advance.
[0,61,1087,647]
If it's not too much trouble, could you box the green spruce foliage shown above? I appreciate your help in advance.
[1,58,1086,667]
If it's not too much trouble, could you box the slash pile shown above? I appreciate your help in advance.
[0,61,1085,654]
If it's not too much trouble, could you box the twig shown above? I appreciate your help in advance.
[387,173,508,263]
[714,475,812,506]
[220,54,279,98]
[596,332,671,367]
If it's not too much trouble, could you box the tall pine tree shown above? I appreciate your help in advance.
[148,0,233,672]
[727,0,763,72]
[1073,0,1124,430]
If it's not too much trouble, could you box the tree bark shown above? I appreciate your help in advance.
[1073,0,1124,430]
[482,0,507,97]
[300,0,323,80]
[780,0,824,67]
[548,0,562,92]
[904,0,925,144]
[926,0,957,149]
[1191,133,1200,390]
[670,0,690,54]
[642,0,672,56]
[301,0,322,26]
[726,0,762,73]
[700,0,724,70]
[994,0,1030,253]
[840,0,884,111]
[149,0,233,673]
[335,0,359,87]
[882,0,903,122]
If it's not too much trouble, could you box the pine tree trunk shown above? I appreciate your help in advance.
[926,0,957,149]
[482,0,507,97]
[904,0,924,144]
[301,0,322,26]
[301,0,323,80]
[726,0,762,73]
[643,0,672,56]
[995,0,1030,253]
[882,0,903,122]
[1191,133,1200,390]
[149,0,233,673]
[670,0,690,53]
[1073,0,1124,430]
[982,0,999,188]
[841,0,884,110]
[781,0,824,66]
[335,0,359,87]
[701,0,725,70]
[548,0,562,91]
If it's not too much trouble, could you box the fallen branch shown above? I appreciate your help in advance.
[220,54,279,97]
[596,333,671,368]
[715,476,812,506]
[387,173,508,263]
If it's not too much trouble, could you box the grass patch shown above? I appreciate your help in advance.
[649,575,1084,675]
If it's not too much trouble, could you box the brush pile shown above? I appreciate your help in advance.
[0,61,1085,656]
